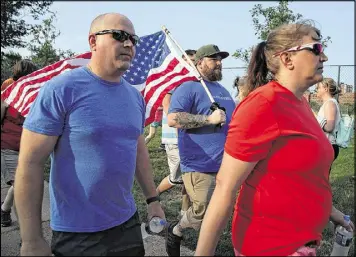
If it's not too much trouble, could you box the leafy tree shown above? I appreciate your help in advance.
[1,0,53,51]
[28,14,75,68]
[1,51,22,83]
[233,0,331,65]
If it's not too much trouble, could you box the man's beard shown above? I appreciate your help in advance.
[204,68,222,81]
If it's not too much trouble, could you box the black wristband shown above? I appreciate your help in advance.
[146,196,160,205]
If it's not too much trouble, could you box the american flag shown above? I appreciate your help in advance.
[1,30,197,126]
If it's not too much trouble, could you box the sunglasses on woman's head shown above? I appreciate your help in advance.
[273,42,324,57]
[94,29,140,46]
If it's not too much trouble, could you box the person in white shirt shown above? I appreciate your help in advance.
[316,77,342,169]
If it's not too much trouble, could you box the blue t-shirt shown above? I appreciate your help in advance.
[23,67,145,232]
[168,80,235,173]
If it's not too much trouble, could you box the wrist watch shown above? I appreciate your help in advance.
[146,195,160,205]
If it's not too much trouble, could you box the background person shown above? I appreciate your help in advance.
[1,59,38,227]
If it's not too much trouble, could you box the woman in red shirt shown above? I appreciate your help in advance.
[1,59,37,227]
[195,22,354,256]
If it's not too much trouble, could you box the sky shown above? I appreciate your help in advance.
[17,1,355,95]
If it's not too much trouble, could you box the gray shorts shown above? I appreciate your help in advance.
[165,144,183,185]
[1,149,19,185]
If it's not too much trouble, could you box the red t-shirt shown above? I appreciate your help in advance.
[154,106,163,122]
[225,81,333,256]
[1,78,24,151]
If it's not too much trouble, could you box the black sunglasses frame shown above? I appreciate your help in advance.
[94,29,140,46]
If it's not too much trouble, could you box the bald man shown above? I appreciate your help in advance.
[15,13,165,256]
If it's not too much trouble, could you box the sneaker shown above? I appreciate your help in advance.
[1,202,12,227]
[165,221,183,257]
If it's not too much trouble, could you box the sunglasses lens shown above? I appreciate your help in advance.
[112,31,126,42]
[112,31,138,46]
[313,44,323,55]
[131,35,139,46]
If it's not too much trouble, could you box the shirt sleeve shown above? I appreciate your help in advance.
[23,81,69,136]
[225,93,280,162]
[168,83,194,114]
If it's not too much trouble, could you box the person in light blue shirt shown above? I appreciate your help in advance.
[165,44,236,256]
[14,13,165,256]
[157,49,196,219]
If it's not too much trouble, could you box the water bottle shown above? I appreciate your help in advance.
[141,217,166,239]
[330,215,354,256]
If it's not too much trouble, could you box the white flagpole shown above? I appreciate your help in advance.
[162,26,215,104]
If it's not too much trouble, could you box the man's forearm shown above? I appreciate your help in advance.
[135,136,158,198]
[15,162,45,242]
[171,112,210,129]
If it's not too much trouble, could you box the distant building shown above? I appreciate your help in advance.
[340,83,354,93]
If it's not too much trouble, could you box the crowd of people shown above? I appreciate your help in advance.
[1,12,354,257]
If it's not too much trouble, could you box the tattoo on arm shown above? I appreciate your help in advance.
[173,112,209,129]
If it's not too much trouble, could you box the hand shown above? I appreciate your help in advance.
[330,207,355,233]
[147,201,165,222]
[208,109,226,126]
[21,238,52,256]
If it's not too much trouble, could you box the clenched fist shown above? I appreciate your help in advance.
[208,109,226,126]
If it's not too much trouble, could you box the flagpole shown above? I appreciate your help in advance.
[161,26,215,104]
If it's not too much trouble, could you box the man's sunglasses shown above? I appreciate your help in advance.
[273,42,324,57]
[94,29,140,46]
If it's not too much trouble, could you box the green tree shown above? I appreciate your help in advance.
[233,0,331,65]
[28,14,75,68]
[1,0,53,51]
[1,51,22,83]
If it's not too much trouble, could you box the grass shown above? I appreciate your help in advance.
[44,127,355,256]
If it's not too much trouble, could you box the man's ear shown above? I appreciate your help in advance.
[196,59,203,69]
[279,52,294,70]
[88,34,97,51]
